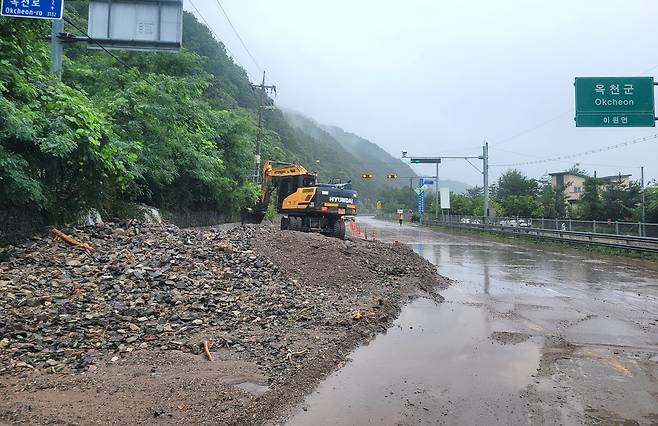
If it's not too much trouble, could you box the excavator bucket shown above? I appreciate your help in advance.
[240,208,266,225]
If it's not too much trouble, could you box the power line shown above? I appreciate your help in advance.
[62,16,129,69]
[561,161,642,169]
[491,64,658,148]
[492,112,569,147]
[187,0,257,82]
[490,133,658,168]
[489,146,544,159]
[212,0,264,76]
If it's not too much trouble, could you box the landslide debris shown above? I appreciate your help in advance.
[1,222,284,374]
[0,221,446,425]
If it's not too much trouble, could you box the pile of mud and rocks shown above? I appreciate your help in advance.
[0,221,447,425]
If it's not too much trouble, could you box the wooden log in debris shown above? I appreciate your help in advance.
[202,340,214,362]
[50,228,95,252]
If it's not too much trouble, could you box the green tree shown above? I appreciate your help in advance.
[465,186,483,198]
[0,17,138,221]
[601,179,641,221]
[539,178,567,219]
[447,193,473,215]
[494,169,540,217]
[496,169,539,200]
[577,177,604,220]
[499,195,542,217]
[378,186,416,213]
[644,183,658,223]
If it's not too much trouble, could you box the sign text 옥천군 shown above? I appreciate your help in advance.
[1,0,63,19]
[575,77,655,127]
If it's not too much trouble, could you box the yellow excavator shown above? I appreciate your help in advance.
[241,160,358,239]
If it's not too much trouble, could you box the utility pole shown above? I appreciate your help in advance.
[483,141,489,221]
[641,165,645,236]
[51,20,64,77]
[250,71,276,182]
[435,162,439,219]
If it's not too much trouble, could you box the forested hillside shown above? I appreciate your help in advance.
[1,7,416,229]
[283,111,417,207]
[321,121,471,195]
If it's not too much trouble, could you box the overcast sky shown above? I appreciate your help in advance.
[187,0,658,187]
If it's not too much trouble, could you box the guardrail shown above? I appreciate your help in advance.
[432,220,658,254]
[422,214,658,238]
[375,213,658,254]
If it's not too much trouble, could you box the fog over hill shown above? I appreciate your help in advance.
[284,110,470,195]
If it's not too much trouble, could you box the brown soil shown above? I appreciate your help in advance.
[0,225,447,425]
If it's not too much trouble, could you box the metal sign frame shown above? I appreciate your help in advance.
[87,0,182,52]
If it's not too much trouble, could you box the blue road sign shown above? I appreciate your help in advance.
[424,179,434,185]
[1,0,63,19]
[417,191,424,214]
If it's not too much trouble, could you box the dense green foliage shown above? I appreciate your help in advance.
[0,10,427,223]
[538,180,567,219]
[1,13,260,221]
[432,168,649,222]
[490,169,541,217]
[283,111,430,210]
[377,186,417,213]
[646,184,658,223]
[578,176,642,221]
[0,19,137,221]
[1,13,652,226]
[488,169,646,221]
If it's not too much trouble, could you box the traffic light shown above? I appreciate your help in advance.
[361,173,373,179]
[386,174,398,179]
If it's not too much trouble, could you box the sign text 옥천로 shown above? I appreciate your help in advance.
[1,0,62,19]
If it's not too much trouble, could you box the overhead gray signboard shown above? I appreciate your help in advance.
[88,0,182,52]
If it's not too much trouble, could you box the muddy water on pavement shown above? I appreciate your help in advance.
[287,217,658,425]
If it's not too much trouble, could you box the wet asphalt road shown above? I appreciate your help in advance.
[287,217,658,425]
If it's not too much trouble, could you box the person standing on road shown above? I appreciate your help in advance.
[398,212,403,226]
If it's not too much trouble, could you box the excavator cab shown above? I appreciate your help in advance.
[275,174,317,210]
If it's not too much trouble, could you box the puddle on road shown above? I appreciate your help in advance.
[286,218,658,425]
[235,381,269,396]
[287,293,540,425]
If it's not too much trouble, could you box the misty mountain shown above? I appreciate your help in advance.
[284,111,470,196]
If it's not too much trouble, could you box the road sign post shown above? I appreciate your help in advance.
[575,77,655,127]
[404,151,488,218]
[417,178,425,219]
[1,0,63,19]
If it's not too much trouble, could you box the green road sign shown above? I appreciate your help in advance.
[575,77,655,127]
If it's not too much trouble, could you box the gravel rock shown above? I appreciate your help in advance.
[0,222,292,374]
[0,221,447,425]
